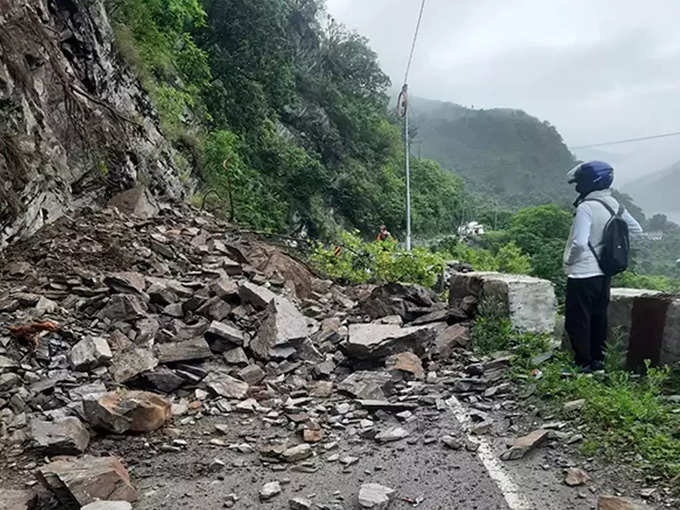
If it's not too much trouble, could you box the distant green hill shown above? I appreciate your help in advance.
[623,161,680,223]
[409,96,577,208]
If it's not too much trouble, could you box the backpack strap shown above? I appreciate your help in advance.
[583,198,618,217]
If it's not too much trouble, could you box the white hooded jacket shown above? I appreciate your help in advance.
[563,189,643,279]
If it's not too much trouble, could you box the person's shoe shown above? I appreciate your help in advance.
[590,360,605,373]
[577,364,594,374]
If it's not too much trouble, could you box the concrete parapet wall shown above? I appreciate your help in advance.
[449,272,557,334]
[609,288,680,368]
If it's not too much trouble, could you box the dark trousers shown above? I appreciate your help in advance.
[565,276,611,367]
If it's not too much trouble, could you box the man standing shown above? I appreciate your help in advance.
[563,161,643,373]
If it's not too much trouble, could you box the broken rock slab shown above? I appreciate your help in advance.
[70,336,112,371]
[338,371,393,400]
[30,417,90,455]
[251,297,313,360]
[239,281,277,310]
[154,337,212,364]
[37,455,137,506]
[204,371,249,399]
[83,390,170,433]
[500,429,550,460]
[434,324,470,359]
[449,272,556,334]
[345,323,435,360]
[206,320,245,348]
[98,295,147,322]
[358,483,395,509]
[109,348,158,383]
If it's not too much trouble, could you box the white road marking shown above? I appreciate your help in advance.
[446,396,534,510]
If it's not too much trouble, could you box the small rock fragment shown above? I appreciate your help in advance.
[259,481,282,501]
[358,483,395,509]
[564,468,590,487]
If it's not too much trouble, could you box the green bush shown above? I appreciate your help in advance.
[310,230,445,288]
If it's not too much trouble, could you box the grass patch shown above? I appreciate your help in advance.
[472,306,680,481]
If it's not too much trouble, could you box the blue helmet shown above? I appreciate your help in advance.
[567,161,614,195]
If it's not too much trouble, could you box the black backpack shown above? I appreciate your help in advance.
[584,199,630,276]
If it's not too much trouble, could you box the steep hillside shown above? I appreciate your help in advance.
[0,0,188,248]
[623,160,680,222]
[409,96,577,208]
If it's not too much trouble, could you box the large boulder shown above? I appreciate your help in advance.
[83,390,170,433]
[449,272,556,334]
[30,417,90,455]
[250,297,314,360]
[37,456,137,506]
[345,324,435,360]
[361,283,441,321]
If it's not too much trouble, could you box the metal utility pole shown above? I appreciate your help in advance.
[404,93,412,251]
[398,0,426,251]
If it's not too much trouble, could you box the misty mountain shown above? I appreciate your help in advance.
[409,96,577,208]
[623,160,680,223]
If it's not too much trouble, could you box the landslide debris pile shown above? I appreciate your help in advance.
[0,200,477,508]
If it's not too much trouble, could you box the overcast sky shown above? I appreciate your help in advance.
[326,0,680,183]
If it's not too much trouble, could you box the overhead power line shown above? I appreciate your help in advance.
[570,130,680,150]
[404,0,426,85]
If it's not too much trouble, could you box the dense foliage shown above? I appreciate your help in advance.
[310,231,445,288]
[111,0,464,237]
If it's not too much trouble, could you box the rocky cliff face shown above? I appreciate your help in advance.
[0,0,187,249]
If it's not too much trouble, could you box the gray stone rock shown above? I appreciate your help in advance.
[0,372,21,391]
[251,297,312,360]
[207,321,245,347]
[375,426,409,443]
[289,497,313,510]
[239,281,277,309]
[70,336,112,371]
[338,371,393,400]
[109,348,158,383]
[37,455,137,506]
[140,368,185,394]
[98,295,147,322]
[108,186,159,219]
[500,429,550,460]
[434,324,470,359]
[30,417,90,455]
[154,337,212,364]
[0,354,18,370]
[104,272,147,294]
[358,483,395,509]
[282,443,313,462]
[204,372,249,399]
[238,364,265,385]
[345,324,435,360]
[223,347,249,366]
[259,481,281,501]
